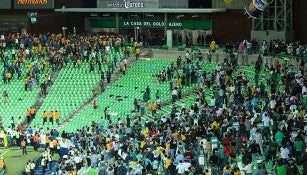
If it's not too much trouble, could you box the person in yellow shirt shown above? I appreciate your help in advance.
[26,109,31,124]
[121,65,126,75]
[150,102,157,116]
[77,59,81,69]
[41,59,46,71]
[140,141,145,149]
[106,141,111,151]
[42,111,47,125]
[176,76,182,87]
[143,128,149,138]
[0,157,6,174]
[68,169,77,175]
[172,132,179,140]
[48,111,54,125]
[55,110,60,125]
[102,40,107,47]
[30,106,36,119]
[26,64,33,72]
[211,120,219,129]
[164,156,172,169]
[135,47,140,60]
[6,72,12,83]
[180,134,186,141]
[133,41,138,48]
[125,45,130,57]
[45,136,51,149]
[210,40,216,52]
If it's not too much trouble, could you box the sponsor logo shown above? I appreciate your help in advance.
[18,0,48,5]
[107,1,144,8]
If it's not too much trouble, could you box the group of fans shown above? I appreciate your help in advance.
[32,40,307,175]
[1,32,307,175]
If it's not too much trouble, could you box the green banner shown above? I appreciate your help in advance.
[89,19,212,30]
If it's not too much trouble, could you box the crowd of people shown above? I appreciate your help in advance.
[1,32,307,175]
[26,41,307,175]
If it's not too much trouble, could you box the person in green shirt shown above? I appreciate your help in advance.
[276,161,286,175]
[267,140,278,161]
[294,138,304,163]
[274,130,284,147]
[87,166,97,175]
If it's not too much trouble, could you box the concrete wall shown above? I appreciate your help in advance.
[212,9,252,44]
[212,0,248,9]
[251,30,294,41]
[293,0,307,43]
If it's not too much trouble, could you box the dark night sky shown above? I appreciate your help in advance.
[189,0,212,8]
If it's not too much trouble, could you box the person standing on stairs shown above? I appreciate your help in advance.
[25,109,31,124]
[150,101,157,117]
[55,110,60,125]
[135,47,140,60]
[2,90,8,103]
[48,111,54,125]
[93,100,97,111]
[30,106,36,120]
[42,111,47,125]
[100,80,105,93]
[107,71,111,83]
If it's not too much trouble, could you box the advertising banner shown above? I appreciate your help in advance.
[14,0,54,9]
[97,0,158,9]
[90,19,212,30]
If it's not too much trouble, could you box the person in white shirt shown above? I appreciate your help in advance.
[74,154,83,171]
[280,146,290,160]
[290,104,297,111]
[182,160,191,172]
[251,129,264,155]
[11,48,16,58]
[185,50,191,63]
[25,48,30,57]
[105,45,110,54]
[176,160,186,174]
[181,102,186,114]
[244,162,253,174]
[270,99,276,109]
[25,160,32,174]
[172,89,178,102]
[262,112,270,128]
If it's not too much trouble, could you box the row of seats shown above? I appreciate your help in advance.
[61,59,214,132]
[31,48,126,128]
[0,49,51,129]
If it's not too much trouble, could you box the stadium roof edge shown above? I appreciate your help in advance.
[54,8,226,13]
